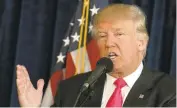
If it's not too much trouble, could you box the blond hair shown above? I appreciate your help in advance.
[92,4,149,41]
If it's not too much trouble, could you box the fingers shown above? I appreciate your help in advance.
[21,65,30,80]
[16,77,26,87]
[37,79,44,92]
[16,65,30,95]
[16,65,30,80]
[16,65,24,79]
[16,78,25,95]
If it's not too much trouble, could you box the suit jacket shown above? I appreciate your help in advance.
[52,67,176,107]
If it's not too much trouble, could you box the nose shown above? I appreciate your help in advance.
[106,32,115,48]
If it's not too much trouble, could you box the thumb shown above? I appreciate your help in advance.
[37,79,44,91]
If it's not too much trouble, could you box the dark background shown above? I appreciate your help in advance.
[0,0,176,106]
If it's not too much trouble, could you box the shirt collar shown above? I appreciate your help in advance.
[123,62,143,88]
[106,62,143,88]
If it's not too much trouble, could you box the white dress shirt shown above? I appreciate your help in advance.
[101,62,143,107]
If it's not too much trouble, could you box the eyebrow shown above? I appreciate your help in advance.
[98,31,107,33]
[96,28,125,34]
[96,30,107,34]
[114,28,123,31]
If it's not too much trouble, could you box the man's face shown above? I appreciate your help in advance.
[95,19,141,73]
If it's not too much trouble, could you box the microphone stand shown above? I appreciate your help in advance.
[73,81,97,107]
[79,90,94,107]
[73,90,83,107]
[73,66,109,107]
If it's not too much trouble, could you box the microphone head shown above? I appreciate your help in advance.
[96,57,113,73]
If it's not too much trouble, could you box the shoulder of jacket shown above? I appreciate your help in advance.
[151,70,176,94]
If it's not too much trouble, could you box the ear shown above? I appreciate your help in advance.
[136,39,148,51]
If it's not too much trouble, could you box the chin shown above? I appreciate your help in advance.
[113,65,124,72]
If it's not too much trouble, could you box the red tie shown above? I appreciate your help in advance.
[106,78,127,107]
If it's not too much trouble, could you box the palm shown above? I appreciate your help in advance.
[16,65,44,107]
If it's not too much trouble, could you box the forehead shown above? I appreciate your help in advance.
[96,19,135,32]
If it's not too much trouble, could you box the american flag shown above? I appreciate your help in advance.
[41,0,109,106]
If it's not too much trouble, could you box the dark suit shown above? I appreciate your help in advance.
[52,67,176,107]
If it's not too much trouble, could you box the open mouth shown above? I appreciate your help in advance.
[108,52,118,60]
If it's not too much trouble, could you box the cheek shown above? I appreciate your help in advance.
[119,40,137,58]
[97,40,106,56]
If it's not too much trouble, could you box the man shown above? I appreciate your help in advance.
[16,4,176,107]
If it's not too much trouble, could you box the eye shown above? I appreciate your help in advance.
[115,32,124,37]
[98,32,107,38]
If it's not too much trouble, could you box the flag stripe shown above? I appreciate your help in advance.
[50,71,63,96]
[65,53,76,79]
[70,48,91,74]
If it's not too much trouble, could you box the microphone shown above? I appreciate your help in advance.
[80,57,113,92]
[73,57,113,107]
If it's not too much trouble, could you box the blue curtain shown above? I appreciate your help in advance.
[0,0,175,106]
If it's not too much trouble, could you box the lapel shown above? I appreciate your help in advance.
[82,74,106,107]
[123,67,155,107]
[78,67,164,107]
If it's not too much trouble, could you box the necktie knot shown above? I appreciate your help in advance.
[114,78,127,88]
